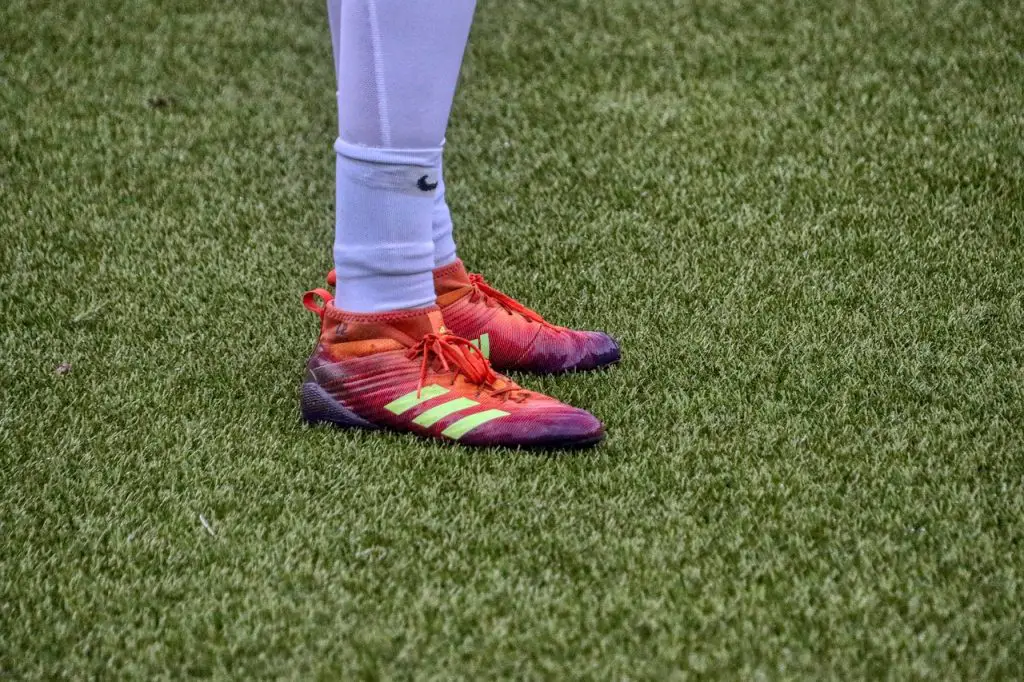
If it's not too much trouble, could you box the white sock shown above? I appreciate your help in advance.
[432,155,458,268]
[328,0,475,312]
[332,143,439,312]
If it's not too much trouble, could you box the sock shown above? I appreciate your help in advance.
[332,143,439,312]
[328,0,475,313]
[432,155,458,268]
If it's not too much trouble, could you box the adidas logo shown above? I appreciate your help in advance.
[383,384,508,440]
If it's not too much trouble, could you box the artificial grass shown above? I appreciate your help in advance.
[2,0,1023,678]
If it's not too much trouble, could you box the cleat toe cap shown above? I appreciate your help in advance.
[460,406,605,448]
[579,331,620,371]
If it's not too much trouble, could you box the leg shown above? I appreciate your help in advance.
[329,0,475,312]
[324,0,618,370]
[302,0,605,447]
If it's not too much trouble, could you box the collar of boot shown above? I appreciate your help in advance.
[324,304,446,347]
[433,259,474,306]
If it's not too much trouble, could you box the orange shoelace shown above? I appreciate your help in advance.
[408,333,523,402]
[467,273,558,330]
[306,284,525,403]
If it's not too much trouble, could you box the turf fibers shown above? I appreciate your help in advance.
[2,0,1023,678]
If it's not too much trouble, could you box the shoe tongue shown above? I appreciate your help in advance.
[433,259,472,297]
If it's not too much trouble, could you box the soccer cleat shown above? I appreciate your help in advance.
[299,289,605,448]
[432,260,620,374]
[326,261,620,374]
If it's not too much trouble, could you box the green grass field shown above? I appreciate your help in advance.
[3,0,1023,677]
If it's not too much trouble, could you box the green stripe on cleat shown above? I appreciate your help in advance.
[384,385,449,415]
[471,333,490,359]
[441,409,510,440]
[412,397,478,427]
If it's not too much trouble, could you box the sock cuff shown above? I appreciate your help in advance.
[335,138,442,167]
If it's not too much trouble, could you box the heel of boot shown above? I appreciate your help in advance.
[300,382,377,430]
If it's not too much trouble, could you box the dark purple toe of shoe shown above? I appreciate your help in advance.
[563,331,619,372]
[586,332,620,370]
[460,407,605,449]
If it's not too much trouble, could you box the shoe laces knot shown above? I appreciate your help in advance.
[467,273,557,329]
[407,333,525,402]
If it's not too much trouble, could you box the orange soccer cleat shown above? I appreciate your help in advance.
[299,288,605,448]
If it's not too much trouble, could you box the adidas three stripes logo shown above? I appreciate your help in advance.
[383,383,508,440]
